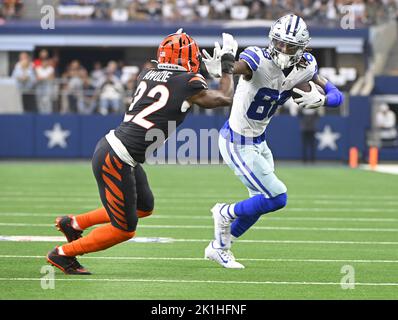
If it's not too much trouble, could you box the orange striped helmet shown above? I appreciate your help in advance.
[157,30,201,73]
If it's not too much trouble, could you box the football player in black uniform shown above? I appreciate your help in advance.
[47,30,238,274]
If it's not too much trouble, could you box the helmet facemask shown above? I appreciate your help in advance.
[269,37,306,70]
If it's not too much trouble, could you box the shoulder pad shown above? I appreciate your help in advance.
[298,52,318,77]
[239,46,264,72]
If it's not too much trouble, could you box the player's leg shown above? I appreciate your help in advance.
[228,140,287,239]
[47,138,138,274]
[55,152,153,242]
[203,135,252,268]
[56,165,153,243]
[205,134,287,268]
[55,208,110,242]
[134,164,155,218]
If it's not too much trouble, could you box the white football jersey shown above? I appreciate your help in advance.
[229,46,318,137]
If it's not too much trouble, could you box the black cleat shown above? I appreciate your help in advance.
[55,216,82,242]
[46,248,91,275]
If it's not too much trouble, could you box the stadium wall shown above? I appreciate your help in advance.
[0,98,389,161]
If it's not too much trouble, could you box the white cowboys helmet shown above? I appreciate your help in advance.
[268,14,311,69]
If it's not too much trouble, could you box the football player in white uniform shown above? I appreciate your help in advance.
[202,14,344,268]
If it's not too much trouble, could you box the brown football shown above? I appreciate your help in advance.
[292,82,325,100]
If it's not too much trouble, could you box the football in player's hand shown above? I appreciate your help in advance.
[292,81,325,100]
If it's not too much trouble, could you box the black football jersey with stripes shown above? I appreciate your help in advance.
[114,68,208,163]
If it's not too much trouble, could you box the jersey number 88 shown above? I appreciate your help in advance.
[246,87,287,121]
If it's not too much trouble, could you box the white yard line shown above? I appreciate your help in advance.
[0,204,396,212]
[1,191,398,201]
[0,196,398,206]
[1,235,398,245]
[1,212,398,223]
[174,238,398,245]
[0,222,397,233]
[0,277,397,287]
[1,254,397,264]
[287,208,398,212]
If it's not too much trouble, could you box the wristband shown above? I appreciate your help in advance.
[221,54,235,74]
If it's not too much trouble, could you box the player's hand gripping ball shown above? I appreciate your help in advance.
[293,81,325,109]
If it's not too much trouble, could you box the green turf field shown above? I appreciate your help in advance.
[0,162,397,299]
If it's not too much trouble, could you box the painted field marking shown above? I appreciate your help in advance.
[1,235,398,246]
[0,223,397,233]
[1,196,398,207]
[0,236,172,243]
[1,203,395,213]
[1,212,398,223]
[1,254,398,264]
[0,277,397,287]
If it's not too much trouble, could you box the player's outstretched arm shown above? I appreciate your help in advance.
[189,33,237,109]
[188,72,234,108]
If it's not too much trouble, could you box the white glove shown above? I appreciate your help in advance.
[202,42,222,78]
[293,81,325,109]
[220,33,238,58]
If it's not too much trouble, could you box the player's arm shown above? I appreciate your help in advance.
[293,53,344,109]
[188,72,234,108]
[233,46,266,80]
[312,74,344,108]
[233,60,252,78]
[189,33,237,108]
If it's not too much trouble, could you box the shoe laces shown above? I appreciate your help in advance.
[226,250,236,260]
[67,257,84,270]
[219,249,235,262]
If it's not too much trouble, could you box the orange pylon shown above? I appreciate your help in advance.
[349,147,358,168]
[369,147,378,170]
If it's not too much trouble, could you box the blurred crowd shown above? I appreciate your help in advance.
[57,0,398,25]
[0,0,24,19]
[11,49,152,114]
[1,1,397,25]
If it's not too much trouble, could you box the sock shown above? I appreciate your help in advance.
[230,193,287,238]
[234,193,287,217]
[231,214,261,238]
[60,223,135,256]
[73,207,153,231]
[74,207,110,230]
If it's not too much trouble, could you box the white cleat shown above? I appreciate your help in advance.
[211,203,233,249]
[204,241,245,269]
